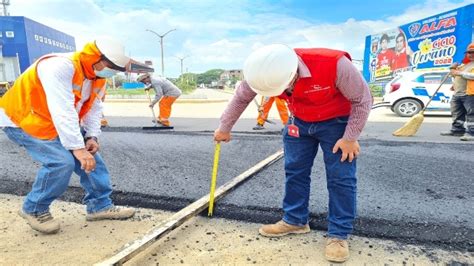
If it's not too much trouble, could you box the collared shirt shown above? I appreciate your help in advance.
[219,56,372,141]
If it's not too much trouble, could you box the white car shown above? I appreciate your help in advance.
[380,71,453,117]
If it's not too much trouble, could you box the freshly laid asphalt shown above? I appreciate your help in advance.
[0,125,472,251]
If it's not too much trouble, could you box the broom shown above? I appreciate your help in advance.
[393,72,451,137]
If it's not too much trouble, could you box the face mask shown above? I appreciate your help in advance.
[94,67,120,78]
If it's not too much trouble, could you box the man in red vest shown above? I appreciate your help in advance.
[214,44,372,262]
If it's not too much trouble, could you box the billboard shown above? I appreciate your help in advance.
[363,4,473,82]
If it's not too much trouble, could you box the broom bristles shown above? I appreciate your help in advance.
[392,112,424,137]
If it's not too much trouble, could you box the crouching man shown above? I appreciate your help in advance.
[0,37,136,234]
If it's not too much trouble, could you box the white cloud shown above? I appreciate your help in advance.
[8,0,473,77]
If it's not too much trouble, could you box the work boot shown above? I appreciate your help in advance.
[151,119,171,127]
[440,131,465,136]
[325,238,349,262]
[253,124,265,130]
[258,220,310,237]
[18,210,60,234]
[100,119,109,127]
[460,133,474,141]
[86,206,135,221]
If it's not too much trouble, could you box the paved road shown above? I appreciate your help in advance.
[0,125,472,251]
[1,94,472,250]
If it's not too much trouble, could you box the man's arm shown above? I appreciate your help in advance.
[335,56,373,141]
[82,95,103,138]
[218,80,257,132]
[37,57,85,150]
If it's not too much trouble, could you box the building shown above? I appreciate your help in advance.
[0,16,75,82]
[363,4,474,83]
[220,69,243,81]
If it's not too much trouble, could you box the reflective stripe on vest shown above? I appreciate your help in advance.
[0,54,106,140]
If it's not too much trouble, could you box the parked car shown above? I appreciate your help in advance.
[382,71,453,117]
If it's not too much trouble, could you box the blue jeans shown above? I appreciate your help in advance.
[3,127,113,214]
[282,116,357,239]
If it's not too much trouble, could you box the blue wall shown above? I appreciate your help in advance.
[0,16,75,72]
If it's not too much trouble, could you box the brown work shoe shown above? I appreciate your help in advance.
[86,206,135,221]
[325,238,349,262]
[100,119,109,127]
[18,210,60,234]
[258,220,310,237]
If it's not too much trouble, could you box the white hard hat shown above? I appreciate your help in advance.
[243,44,298,96]
[95,37,130,72]
[137,73,151,82]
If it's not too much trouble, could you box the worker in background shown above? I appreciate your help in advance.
[137,73,182,127]
[440,42,474,141]
[100,91,109,127]
[253,96,289,130]
[0,37,136,235]
[214,44,372,263]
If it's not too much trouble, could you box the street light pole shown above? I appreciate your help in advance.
[146,28,176,77]
[175,55,190,77]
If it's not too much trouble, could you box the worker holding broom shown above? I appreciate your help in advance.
[214,44,372,263]
[440,42,474,141]
[0,38,136,234]
[137,73,182,127]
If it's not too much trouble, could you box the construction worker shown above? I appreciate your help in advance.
[0,38,136,234]
[253,96,289,130]
[137,73,182,127]
[440,42,474,141]
[214,44,372,262]
[100,91,109,127]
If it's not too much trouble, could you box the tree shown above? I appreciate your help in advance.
[196,69,224,85]
[174,73,197,94]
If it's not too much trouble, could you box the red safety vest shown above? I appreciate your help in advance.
[280,48,352,122]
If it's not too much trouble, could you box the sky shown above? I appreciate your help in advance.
[7,0,473,78]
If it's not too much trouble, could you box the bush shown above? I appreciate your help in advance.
[174,77,196,94]
[369,84,383,97]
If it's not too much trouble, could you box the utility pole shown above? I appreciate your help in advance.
[146,28,176,77]
[175,55,190,77]
[1,0,9,16]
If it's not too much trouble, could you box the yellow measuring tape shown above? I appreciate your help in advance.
[208,142,221,216]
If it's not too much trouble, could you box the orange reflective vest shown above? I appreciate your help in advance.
[0,54,106,140]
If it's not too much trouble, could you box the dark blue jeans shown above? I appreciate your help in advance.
[282,116,357,239]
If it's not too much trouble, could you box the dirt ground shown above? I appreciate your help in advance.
[1,193,472,265]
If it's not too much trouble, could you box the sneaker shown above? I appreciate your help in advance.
[325,238,349,262]
[253,124,265,130]
[18,210,60,234]
[460,134,474,141]
[440,131,465,136]
[86,206,135,221]
[258,220,310,237]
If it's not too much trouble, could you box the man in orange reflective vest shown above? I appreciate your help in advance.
[0,38,136,234]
